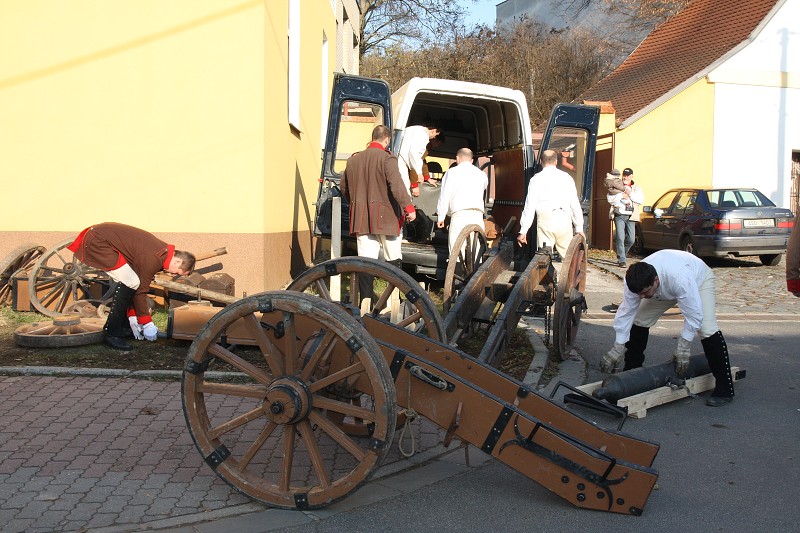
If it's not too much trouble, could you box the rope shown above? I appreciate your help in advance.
[397,372,418,457]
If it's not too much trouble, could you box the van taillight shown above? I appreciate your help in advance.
[714,219,742,231]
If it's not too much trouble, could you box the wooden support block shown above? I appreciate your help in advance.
[577,367,743,418]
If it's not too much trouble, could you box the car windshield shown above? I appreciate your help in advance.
[705,189,775,208]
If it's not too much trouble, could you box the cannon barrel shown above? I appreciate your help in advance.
[592,355,711,402]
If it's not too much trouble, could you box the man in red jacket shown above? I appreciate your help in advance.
[68,223,196,350]
[340,125,416,301]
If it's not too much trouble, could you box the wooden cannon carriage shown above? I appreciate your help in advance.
[170,241,661,516]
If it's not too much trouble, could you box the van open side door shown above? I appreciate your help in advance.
[314,74,392,237]
[536,103,600,236]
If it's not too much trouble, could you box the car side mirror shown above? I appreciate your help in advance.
[643,206,652,213]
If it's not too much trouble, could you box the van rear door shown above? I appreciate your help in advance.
[314,74,392,237]
[536,103,601,232]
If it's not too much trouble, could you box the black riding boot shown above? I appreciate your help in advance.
[357,272,375,307]
[623,324,649,371]
[104,283,136,351]
[701,331,734,406]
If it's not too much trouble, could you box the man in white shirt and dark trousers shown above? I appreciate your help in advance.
[601,249,735,406]
[436,147,488,252]
[516,149,584,259]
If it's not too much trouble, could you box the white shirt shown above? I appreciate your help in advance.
[396,126,429,179]
[518,164,583,235]
[614,249,711,344]
[436,161,488,219]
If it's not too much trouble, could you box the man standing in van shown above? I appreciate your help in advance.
[516,149,584,259]
[341,125,416,299]
[397,123,441,197]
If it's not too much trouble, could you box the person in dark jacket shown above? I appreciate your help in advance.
[67,223,195,350]
[340,125,416,301]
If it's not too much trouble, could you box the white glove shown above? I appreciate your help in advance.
[672,337,692,375]
[600,342,626,373]
[142,322,158,342]
[128,316,144,340]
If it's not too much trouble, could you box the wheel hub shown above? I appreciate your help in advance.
[263,376,313,424]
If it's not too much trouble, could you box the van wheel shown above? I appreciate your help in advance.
[680,236,697,256]
[759,254,781,266]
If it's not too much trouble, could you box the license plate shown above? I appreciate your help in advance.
[743,219,775,228]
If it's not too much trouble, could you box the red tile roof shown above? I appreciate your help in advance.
[580,0,781,127]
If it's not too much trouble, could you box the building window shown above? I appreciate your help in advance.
[288,0,301,131]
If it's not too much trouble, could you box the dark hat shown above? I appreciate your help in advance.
[609,168,621,177]
[623,168,633,176]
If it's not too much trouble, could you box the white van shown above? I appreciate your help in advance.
[315,74,599,278]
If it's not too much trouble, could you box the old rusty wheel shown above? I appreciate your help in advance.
[13,317,105,348]
[287,257,445,341]
[553,234,588,360]
[182,291,397,509]
[443,224,487,313]
[0,244,46,306]
[28,239,115,317]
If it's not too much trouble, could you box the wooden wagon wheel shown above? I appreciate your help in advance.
[553,234,588,360]
[286,256,446,342]
[27,239,115,317]
[0,243,46,306]
[443,224,487,313]
[13,316,105,348]
[182,291,396,509]
[63,299,111,319]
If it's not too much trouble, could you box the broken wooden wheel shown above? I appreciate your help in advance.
[287,256,446,341]
[443,224,487,313]
[13,316,105,348]
[553,234,588,360]
[0,243,45,306]
[27,239,115,317]
[182,291,396,509]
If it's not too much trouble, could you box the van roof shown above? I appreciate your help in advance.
[391,77,533,154]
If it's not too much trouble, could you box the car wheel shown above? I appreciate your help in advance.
[630,223,645,256]
[680,235,697,256]
[759,254,781,266]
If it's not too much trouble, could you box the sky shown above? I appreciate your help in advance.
[459,0,499,28]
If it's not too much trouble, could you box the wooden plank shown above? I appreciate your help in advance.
[577,367,743,418]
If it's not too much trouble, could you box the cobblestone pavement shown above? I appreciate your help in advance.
[589,253,800,316]
[0,376,445,533]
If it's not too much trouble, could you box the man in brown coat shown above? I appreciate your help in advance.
[340,125,416,300]
[68,223,195,350]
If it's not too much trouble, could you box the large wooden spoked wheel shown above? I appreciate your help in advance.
[553,234,588,360]
[13,316,105,348]
[182,291,396,509]
[443,224,487,312]
[28,239,115,317]
[0,244,46,306]
[287,256,446,342]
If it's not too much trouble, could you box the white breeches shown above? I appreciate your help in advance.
[356,234,402,262]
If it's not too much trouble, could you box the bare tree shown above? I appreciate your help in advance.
[359,0,470,56]
[362,17,618,126]
[559,0,690,34]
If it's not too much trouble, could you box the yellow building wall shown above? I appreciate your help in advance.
[0,0,336,294]
[612,79,716,205]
